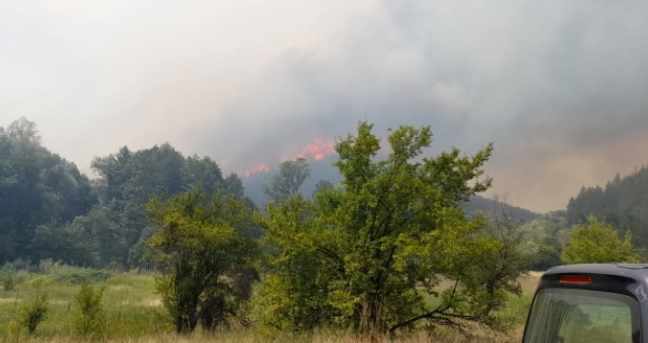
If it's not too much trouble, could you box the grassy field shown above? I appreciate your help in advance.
[0,267,542,343]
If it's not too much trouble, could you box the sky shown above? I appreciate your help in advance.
[2,0,648,212]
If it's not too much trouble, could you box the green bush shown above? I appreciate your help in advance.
[18,294,48,334]
[106,275,132,286]
[74,284,107,337]
[1,271,15,291]
[37,259,56,274]
[105,261,124,272]
[29,276,55,289]
[53,266,113,284]
[2,258,37,273]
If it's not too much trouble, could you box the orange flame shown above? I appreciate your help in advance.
[243,162,270,177]
[297,138,335,161]
[240,138,336,178]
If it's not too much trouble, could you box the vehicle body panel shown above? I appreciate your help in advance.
[523,264,648,343]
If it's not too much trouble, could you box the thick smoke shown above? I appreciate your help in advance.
[3,0,648,211]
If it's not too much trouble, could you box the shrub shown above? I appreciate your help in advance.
[106,275,132,286]
[18,294,48,334]
[37,259,56,274]
[53,266,113,284]
[29,276,55,289]
[2,258,36,272]
[105,261,124,272]
[6,320,21,343]
[1,271,15,291]
[562,217,643,264]
[74,284,107,337]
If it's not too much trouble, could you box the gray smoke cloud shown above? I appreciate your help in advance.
[2,0,648,212]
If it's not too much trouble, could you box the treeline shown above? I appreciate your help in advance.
[0,117,586,273]
[0,118,253,268]
[3,117,646,340]
[142,122,538,338]
[567,166,648,250]
[1,118,541,339]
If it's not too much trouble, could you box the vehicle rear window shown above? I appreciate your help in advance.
[523,288,640,343]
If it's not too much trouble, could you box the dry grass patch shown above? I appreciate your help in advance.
[7,329,523,343]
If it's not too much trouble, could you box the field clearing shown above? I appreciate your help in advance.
[0,271,543,342]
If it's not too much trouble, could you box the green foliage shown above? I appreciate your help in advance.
[0,118,96,265]
[52,266,114,285]
[106,275,133,285]
[311,180,335,201]
[258,122,506,339]
[0,117,251,268]
[562,217,643,264]
[509,212,571,270]
[532,242,563,270]
[18,294,48,334]
[465,200,538,322]
[1,271,15,291]
[464,195,541,222]
[145,187,260,333]
[29,276,54,289]
[566,168,648,250]
[262,158,311,203]
[74,284,107,337]
[222,172,246,199]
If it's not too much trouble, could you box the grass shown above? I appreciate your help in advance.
[0,329,525,343]
[0,267,542,342]
[0,271,171,341]
[423,272,540,315]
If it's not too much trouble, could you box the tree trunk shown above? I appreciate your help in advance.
[360,296,385,343]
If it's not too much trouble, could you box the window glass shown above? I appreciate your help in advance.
[523,288,639,343]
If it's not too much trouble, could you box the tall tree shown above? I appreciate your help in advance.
[222,173,245,199]
[90,143,236,267]
[466,197,537,310]
[145,188,259,333]
[182,155,223,197]
[262,158,311,203]
[0,118,96,264]
[258,122,505,340]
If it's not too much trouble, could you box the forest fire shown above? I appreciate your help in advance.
[240,138,336,177]
[243,162,269,177]
[297,138,336,161]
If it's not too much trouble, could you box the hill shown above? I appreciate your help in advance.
[241,159,540,221]
[566,165,648,248]
[462,195,541,222]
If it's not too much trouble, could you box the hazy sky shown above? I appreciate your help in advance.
[2,0,648,212]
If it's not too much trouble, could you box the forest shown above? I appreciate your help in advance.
[0,117,645,342]
[0,118,253,268]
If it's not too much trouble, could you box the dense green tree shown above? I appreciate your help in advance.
[562,217,642,264]
[145,188,260,333]
[182,155,224,196]
[532,240,563,270]
[0,118,96,264]
[258,122,512,340]
[311,180,335,199]
[30,223,94,266]
[222,172,245,199]
[0,117,242,267]
[89,143,240,268]
[467,199,537,311]
[514,211,570,270]
[566,166,648,250]
[262,158,311,203]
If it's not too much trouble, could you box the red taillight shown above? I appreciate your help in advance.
[560,275,591,284]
